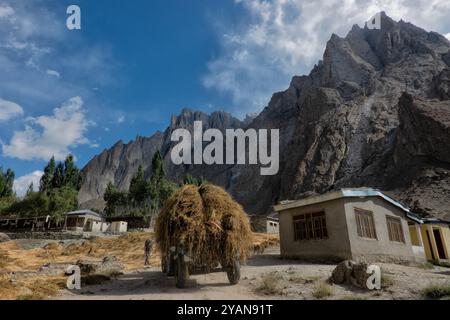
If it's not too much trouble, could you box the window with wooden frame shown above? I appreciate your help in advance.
[354,208,377,239]
[293,212,328,241]
[386,216,405,243]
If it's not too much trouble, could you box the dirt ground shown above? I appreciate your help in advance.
[0,232,278,300]
[1,234,449,300]
[54,246,450,301]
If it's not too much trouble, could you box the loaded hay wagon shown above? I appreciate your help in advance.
[155,184,252,288]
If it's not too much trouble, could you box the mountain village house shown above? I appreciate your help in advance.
[274,188,450,264]
[266,213,280,234]
[64,210,128,233]
[64,210,107,233]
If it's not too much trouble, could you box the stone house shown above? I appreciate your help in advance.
[274,188,426,263]
[64,210,108,233]
[266,213,280,234]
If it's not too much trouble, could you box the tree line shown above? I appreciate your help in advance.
[0,150,206,221]
[0,167,15,212]
[0,155,81,221]
[103,151,177,217]
[103,151,207,218]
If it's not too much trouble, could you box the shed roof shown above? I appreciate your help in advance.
[273,188,423,224]
[267,212,279,221]
[66,210,104,219]
[422,218,450,225]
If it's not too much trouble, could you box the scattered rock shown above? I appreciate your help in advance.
[76,259,101,275]
[0,233,11,243]
[97,255,124,274]
[76,255,123,276]
[331,260,370,289]
[39,263,72,276]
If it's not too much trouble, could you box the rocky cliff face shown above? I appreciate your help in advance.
[79,13,450,219]
[78,109,245,209]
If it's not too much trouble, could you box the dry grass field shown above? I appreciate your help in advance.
[0,232,279,300]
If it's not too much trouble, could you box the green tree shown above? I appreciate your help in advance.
[48,187,78,222]
[149,151,177,214]
[104,182,128,217]
[152,151,165,183]
[129,165,150,206]
[102,152,177,219]
[26,182,34,197]
[0,168,15,198]
[52,162,65,190]
[63,154,82,190]
[183,174,207,186]
[4,191,49,217]
[40,157,56,193]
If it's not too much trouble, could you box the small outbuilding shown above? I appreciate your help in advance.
[64,210,106,233]
[266,213,280,234]
[274,188,425,263]
[111,221,128,233]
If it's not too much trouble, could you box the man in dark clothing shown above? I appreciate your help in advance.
[144,239,153,266]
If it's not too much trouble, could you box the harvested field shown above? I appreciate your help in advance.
[54,246,450,301]
[0,232,278,300]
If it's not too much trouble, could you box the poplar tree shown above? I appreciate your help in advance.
[40,156,56,193]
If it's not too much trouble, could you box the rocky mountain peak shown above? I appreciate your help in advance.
[79,14,450,219]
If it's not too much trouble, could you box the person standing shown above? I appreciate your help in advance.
[144,239,153,266]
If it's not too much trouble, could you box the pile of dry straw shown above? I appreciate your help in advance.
[155,184,253,268]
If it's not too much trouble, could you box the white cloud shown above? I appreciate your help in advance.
[46,69,60,78]
[0,4,14,19]
[0,98,24,121]
[205,0,450,116]
[445,33,450,40]
[117,115,125,124]
[0,1,116,124]
[2,96,92,161]
[13,170,43,197]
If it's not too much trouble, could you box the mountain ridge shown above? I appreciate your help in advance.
[79,13,450,220]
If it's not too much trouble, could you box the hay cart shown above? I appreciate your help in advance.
[156,184,252,289]
[161,240,241,288]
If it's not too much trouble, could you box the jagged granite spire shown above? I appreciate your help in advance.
[79,13,450,219]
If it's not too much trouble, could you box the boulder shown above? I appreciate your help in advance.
[331,260,370,289]
[76,255,123,276]
[97,255,123,274]
[331,260,354,284]
[0,233,11,243]
[75,259,99,275]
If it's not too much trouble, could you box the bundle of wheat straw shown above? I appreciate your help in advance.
[155,184,252,268]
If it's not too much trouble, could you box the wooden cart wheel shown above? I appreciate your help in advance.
[167,252,176,277]
[227,260,241,285]
[161,256,168,274]
[175,254,189,288]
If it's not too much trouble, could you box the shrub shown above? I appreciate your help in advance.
[312,282,333,299]
[256,273,283,295]
[423,284,450,300]
[434,261,450,268]
[417,262,435,270]
[381,274,394,288]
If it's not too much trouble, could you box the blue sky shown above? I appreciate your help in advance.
[1,0,450,195]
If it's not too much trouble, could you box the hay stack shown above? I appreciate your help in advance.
[155,184,252,268]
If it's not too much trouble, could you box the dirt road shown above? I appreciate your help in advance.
[55,247,450,300]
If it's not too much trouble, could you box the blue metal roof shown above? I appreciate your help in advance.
[275,188,424,224]
[341,189,423,224]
